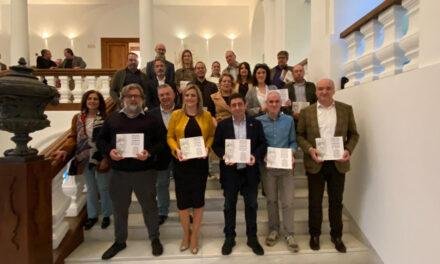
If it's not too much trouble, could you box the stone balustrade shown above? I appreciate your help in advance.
[340,0,419,88]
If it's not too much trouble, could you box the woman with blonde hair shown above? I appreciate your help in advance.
[167,84,215,254]
[175,49,197,102]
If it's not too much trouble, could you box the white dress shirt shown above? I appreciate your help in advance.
[317,101,336,138]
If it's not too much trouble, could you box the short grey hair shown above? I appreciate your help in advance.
[266,90,281,102]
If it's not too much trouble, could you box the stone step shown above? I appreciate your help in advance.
[85,208,348,241]
[130,188,327,213]
[169,174,309,191]
[66,234,368,263]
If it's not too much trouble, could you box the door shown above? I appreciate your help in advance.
[101,38,139,69]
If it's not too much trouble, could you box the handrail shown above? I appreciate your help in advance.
[33,68,117,77]
[340,0,402,38]
[41,97,116,179]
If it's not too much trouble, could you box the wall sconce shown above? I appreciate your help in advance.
[67,32,77,49]
[177,32,187,48]
[41,32,49,48]
[203,33,214,57]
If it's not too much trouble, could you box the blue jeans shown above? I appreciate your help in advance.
[83,164,112,218]
[156,162,172,216]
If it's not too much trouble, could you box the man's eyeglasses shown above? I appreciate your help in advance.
[124,94,142,99]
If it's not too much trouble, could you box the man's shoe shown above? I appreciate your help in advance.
[285,235,299,253]
[84,218,98,230]
[101,242,126,260]
[265,230,279,246]
[151,238,163,256]
[247,237,264,255]
[331,237,347,253]
[221,237,236,255]
[309,236,320,251]
[158,215,168,225]
[101,217,110,229]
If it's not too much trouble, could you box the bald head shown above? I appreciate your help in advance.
[316,78,335,107]
[155,43,166,57]
[292,64,305,83]
[225,50,236,66]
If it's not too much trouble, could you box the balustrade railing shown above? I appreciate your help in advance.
[340,0,419,87]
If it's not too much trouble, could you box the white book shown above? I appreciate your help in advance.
[224,139,251,163]
[282,70,294,83]
[292,101,310,114]
[266,147,293,170]
[179,136,207,160]
[116,133,144,158]
[275,89,289,106]
[315,136,344,160]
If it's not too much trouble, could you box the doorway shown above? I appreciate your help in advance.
[101,38,140,69]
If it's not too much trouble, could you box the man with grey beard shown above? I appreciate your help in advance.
[98,83,164,260]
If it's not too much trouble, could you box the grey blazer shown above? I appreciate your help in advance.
[245,84,277,117]
[60,56,87,69]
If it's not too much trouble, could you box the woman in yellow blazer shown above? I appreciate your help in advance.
[167,84,215,254]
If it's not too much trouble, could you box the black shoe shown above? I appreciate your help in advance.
[331,237,347,253]
[158,215,168,225]
[101,242,126,260]
[221,237,236,255]
[101,217,110,229]
[151,238,163,256]
[309,236,320,251]
[247,237,264,255]
[84,218,98,230]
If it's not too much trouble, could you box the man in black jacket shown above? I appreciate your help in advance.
[98,83,164,260]
[145,43,175,83]
[147,84,178,225]
[212,93,267,256]
[145,58,177,109]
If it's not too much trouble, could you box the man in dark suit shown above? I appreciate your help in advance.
[145,58,177,109]
[270,50,293,89]
[148,84,178,225]
[192,61,218,111]
[145,43,175,83]
[212,93,267,256]
[283,64,317,117]
[296,78,359,253]
[110,52,149,109]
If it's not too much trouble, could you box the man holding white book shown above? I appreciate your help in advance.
[296,78,359,253]
[256,91,299,252]
[212,93,267,256]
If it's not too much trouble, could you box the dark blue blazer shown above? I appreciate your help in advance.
[212,115,267,188]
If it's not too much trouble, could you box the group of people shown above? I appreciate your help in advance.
[53,43,359,261]
[36,48,87,69]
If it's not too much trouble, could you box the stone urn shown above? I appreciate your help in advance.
[0,58,59,157]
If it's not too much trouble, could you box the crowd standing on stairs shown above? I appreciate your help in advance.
[52,44,359,260]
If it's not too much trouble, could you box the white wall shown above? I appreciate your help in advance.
[285,0,311,65]
[0,1,250,69]
[335,63,440,264]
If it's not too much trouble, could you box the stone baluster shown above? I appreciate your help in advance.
[376,5,408,78]
[98,76,111,99]
[52,168,71,249]
[46,76,55,87]
[72,76,84,103]
[85,76,97,92]
[400,0,420,72]
[58,76,71,103]
[62,169,86,217]
[343,31,363,87]
[357,19,383,82]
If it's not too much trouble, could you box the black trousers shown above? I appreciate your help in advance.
[223,168,259,239]
[307,161,345,238]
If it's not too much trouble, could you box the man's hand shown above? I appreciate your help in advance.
[136,149,150,161]
[285,99,292,107]
[309,147,323,163]
[110,149,124,161]
[337,150,350,162]
[223,155,236,166]
[293,112,300,119]
[246,155,256,166]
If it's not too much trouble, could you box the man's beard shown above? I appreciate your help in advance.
[123,103,143,117]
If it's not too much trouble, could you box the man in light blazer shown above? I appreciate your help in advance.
[296,78,359,253]
[212,93,267,256]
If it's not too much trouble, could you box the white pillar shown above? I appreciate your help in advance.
[262,0,286,66]
[139,0,154,68]
[10,0,29,65]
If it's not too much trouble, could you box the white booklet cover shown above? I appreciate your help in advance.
[315,136,344,160]
[292,101,310,114]
[224,139,251,163]
[179,136,207,160]
[275,89,290,106]
[116,133,144,158]
[266,147,293,169]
